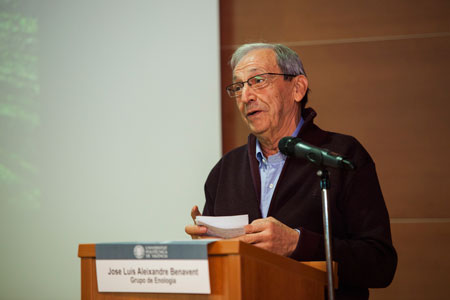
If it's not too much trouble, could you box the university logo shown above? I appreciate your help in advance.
[133,245,145,259]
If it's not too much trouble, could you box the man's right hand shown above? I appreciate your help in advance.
[184,205,210,239]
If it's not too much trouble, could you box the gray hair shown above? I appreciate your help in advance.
[230,43,306,76]
[230,43,309,109]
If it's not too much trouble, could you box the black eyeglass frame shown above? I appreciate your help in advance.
[225,72,298,98]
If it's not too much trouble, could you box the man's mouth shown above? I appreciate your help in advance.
[247,110,262,117]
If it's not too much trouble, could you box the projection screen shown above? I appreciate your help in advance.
[0,1,221,299]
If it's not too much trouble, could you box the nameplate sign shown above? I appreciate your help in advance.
[95,241,214,294]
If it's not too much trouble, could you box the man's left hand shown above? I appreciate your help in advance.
[237,217,299,257]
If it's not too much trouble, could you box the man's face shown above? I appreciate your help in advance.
[233,49,302,139]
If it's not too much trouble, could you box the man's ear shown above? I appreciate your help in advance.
[293,75,308,103]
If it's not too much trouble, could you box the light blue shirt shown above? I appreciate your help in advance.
[256,118,304,218]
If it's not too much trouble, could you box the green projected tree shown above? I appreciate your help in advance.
[0,0,40,209]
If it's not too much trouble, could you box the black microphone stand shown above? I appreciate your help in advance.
[278,136,357,299]
[317,168,335,300]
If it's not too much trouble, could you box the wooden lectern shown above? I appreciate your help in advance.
[78,240,337,300]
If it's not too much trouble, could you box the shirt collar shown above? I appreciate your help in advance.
[292,117,304,137]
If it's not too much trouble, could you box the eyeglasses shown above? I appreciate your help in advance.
[225,73,297,98]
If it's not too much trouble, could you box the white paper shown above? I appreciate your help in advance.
[195,215,248,239]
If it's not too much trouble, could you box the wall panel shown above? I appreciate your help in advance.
[219,0,450,298]
[294,36,450,218]
[371,222,450,300]
[221,0,450,44]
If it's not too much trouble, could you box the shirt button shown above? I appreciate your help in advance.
[269,183,274,189]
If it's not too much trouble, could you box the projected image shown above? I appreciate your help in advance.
[0,0,40,209]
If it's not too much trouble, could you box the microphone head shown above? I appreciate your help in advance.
[278,136,296,156]
[279,136,357,171]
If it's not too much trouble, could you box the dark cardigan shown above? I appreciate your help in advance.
[203,108,397,300]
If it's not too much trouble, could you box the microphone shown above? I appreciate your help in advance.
[278,136,356,170]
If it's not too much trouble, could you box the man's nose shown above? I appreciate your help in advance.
[239,83,255,103]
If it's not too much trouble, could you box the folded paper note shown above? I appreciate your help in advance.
[195,215,249,239]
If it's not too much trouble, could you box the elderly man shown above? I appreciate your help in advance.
[185,43,397,299]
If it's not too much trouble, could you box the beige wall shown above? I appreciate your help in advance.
[219,1,450,299]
